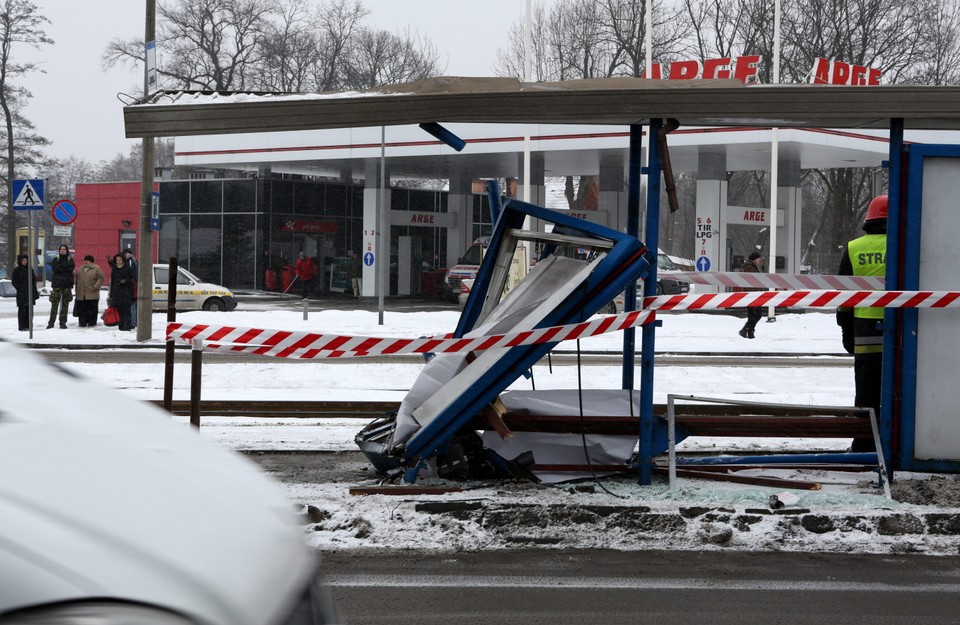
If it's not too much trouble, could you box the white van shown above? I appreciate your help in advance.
[152,264,237,312]
[0,340,336,624]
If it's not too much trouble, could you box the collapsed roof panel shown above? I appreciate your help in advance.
[389,200,653,478]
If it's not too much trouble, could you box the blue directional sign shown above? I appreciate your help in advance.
[696,256,711,271]
[52,199,78,225]
[150,192,160,231]
[363,252,375,266]
[12,179,44,210]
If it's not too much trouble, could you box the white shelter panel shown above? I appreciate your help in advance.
[915,157,960,460]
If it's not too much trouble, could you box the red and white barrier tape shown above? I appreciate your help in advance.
[644,289,960,311]
[659,271,883,291]
[167,309,656,359]
[167,288,960,360]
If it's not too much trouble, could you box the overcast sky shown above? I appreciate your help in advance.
[21,0,535,164]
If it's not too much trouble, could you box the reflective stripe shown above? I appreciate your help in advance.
[848,234,886,320]
[854,334,883,354]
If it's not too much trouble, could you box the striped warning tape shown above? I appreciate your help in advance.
[167,309,656,359]
[659,271,883,291]
[643,289,960,311]
[167,289,960,360]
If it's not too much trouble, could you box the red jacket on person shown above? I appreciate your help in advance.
[295,256,318,281]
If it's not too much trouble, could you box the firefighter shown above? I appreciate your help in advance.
[837,194,887,452]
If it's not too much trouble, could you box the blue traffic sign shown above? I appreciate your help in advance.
[363,252,375,266]
[12,179,44,210]
[696,256,711,271]
[52,199,78,225]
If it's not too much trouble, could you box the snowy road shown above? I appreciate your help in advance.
[322,549,960,625]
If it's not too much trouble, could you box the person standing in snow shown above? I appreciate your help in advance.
[108,253,136,331]
[12,254,39,331]
[295,252,318,299]
[122,249,139,329]
[75,255,106,328]
[837,194,888,452]
[350,250,362,298]
[738,252,764,339]
[47,245,75,329]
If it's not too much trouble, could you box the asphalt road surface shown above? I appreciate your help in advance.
[320,549,960,625]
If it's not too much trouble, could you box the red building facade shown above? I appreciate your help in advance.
[74,182,158,265]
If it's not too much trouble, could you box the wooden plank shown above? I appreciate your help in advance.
[653,467,822,490]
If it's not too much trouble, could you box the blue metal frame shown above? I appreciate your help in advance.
[893,142,960,473]
[880,118,903,477]
[404,199,654,470]
[637,120,662,485]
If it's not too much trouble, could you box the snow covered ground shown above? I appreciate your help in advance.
[3,295,959,555]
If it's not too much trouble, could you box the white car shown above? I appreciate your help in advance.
[0,340,336,624]
[152,264,237,312]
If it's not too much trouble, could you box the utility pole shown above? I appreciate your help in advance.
[137,0,156,341]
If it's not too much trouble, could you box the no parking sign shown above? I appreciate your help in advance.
[52,199,78,225]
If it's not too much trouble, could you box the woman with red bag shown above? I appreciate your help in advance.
[107,253,136,331]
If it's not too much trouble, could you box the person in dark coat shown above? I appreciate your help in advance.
[108,253,136,331]
[47,244,75,329]
[122,248,138,329]
[738,252,764,339]
[12,254,39,331]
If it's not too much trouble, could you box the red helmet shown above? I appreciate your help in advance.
[865,195,888,222]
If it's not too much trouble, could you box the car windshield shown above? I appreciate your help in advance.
[657,254,678,271]
[154,267,192,286]
[460,245,483,265]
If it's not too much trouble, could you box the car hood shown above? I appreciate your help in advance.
[0,341,313,625]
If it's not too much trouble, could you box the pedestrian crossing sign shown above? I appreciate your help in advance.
[12,179,44,210]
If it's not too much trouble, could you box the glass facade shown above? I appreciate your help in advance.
[158,178,453,293]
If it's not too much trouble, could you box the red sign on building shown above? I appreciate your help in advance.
[280,220,338,233]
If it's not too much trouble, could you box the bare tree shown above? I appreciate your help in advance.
[905,0,960,86]
[0,0,52,270]
[344,28,441,89]
[256,0,321,92]
[104,0,274,92]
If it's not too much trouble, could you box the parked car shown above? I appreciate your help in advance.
[152,264,237,312]
[604,254,691,313]
[0,278,14,298]
[0,340,336,624]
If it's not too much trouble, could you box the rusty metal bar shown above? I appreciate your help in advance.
[162,257,178,412]
[190,338,202,429]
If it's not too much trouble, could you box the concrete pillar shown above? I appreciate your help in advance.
[599,155,627,232]
[778,159,802,275]
[363,160,390,297]
[695,150,728,278]
[447,169,472,270]
[518,153,546,237]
